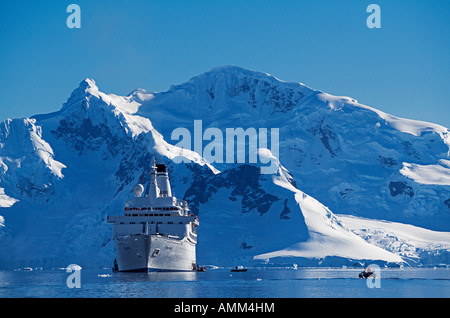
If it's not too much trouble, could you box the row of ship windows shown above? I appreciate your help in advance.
[119,221,183,225]
[125,207,180,211]
[125,213,174,217]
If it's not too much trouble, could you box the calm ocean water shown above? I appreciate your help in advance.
[0,267,448,298]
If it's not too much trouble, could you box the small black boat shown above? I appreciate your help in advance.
[359,265,378,278]
[231,266,247,272]
[359,270,376,278]
[196,265,206,272]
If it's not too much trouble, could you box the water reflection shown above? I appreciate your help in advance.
[113,271,198,283]
[0,267,449,298]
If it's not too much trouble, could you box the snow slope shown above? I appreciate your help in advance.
[254,172,403,266]
[0,67,449,269]
[338,215,450,265]
[400,160,450,186]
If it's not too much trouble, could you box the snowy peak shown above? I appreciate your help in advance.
[61,78,154,117]
[183,65,293,89]
[127,88,154,104]
[51,78,157,149]
[78,78,98,91]
[62,78,98,106]
[190,65,313,91]
[142,65,315,120]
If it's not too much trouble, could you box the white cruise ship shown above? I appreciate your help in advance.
[107,161,198,272]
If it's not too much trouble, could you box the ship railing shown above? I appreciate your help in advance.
[124,206,181,212]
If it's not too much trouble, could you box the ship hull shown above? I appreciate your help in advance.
[114,234,196,272]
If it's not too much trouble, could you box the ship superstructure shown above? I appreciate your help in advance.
[107,162,198,272]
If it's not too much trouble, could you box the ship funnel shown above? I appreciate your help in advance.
[156,164,172,197]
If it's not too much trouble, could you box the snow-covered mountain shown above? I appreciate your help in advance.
[0,66,449,269]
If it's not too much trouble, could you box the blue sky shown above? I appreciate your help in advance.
[1,0,449,128]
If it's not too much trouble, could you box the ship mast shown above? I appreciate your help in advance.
[149,157,160,204]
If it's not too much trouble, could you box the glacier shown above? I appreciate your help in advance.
[0,66,449,269]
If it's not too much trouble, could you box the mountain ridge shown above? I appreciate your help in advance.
[135,66,450,230]
[0,66,449,269]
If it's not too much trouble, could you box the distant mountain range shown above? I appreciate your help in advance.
[0,66,449,269]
